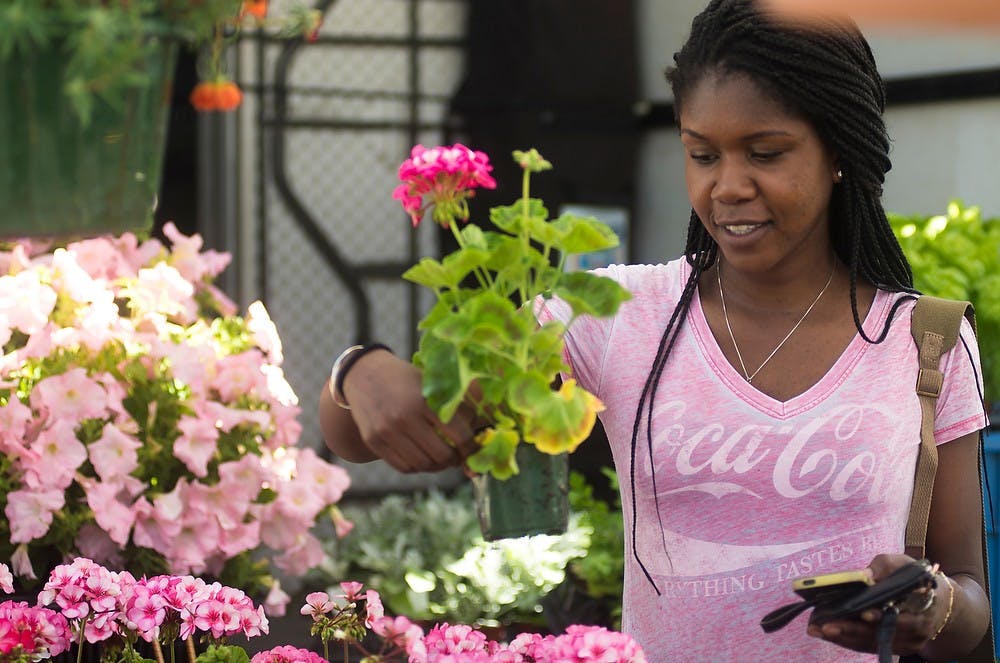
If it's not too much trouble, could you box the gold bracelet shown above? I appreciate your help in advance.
[328,345,364,410]
[930,574,955,641]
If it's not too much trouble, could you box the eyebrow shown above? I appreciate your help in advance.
[680,129,795,140]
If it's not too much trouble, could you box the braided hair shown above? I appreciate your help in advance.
[628,0,917,593]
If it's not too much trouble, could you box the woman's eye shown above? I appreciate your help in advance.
[751,151,782,162]
[689,153,717,165]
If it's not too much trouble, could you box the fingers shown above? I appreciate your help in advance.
[807,608,938,655]
[866,553,915,581]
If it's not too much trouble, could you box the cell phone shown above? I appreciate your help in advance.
[791,569,874,602]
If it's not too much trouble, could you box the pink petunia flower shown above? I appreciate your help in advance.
[25,419,88,490]
[0,563,13,594]
[88,423,142,481]
[173,415,221,478]
[5,488,65,543]
[30,367,108,423]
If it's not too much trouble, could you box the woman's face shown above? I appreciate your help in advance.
[678,70,839,277]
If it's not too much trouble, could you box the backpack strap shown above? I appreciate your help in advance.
[906,295,975,557]
[905,295,995,663]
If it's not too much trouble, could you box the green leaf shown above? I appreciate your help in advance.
[489,199,548,235]
[413,333,473,422]
[505,374,601,454]
[403,257,451,290]
[195,644,251,663]
[465,425,520,479]
[550,213,621,254]
[553,272,632,317]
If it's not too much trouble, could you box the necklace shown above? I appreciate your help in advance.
[717,261,836,383]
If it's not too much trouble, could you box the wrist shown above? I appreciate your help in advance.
[929,573,955,642]
[328,343,393,409]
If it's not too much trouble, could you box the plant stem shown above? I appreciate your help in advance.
[76,626,84,663]
[448,220,490,290]
[186,636,197,663]
[519,168,533,303]
[152,639,166,663]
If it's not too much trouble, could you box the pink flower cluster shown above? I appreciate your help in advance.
[408,623,646,663]
[250,645,328,663]
[392,144,497,227]
[302,584,646,663]
[0,225,350,611]
[0,600,70,659]
[1,558,267,658]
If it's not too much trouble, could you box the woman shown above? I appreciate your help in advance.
[318,0,990,659]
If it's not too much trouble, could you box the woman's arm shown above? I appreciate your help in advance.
[918,430,991,660]
[318,347,478,473]
[809,431,991,660]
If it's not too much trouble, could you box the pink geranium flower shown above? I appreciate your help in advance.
[392,143,497,227]
[300,592,335,617]
[251,645,326,663]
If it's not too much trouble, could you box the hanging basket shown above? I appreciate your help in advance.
[472,444,570,541]
[0,29,178,240]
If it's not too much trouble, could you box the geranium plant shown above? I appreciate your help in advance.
[0,1,322,119]
[393,145,631,479]
[0,225,350,612]
[0,559,646,663]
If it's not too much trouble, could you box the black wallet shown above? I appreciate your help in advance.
[760,559,938,634]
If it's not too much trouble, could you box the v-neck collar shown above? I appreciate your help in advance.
[686,262,892,419]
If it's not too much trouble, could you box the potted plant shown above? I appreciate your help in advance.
[889,200,1000,410]
[392,145,631,539]
[0,1,320,240]
[0,225,350,615]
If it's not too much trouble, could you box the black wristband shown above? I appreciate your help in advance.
[334,343,393,401]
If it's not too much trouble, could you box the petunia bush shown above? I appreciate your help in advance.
[0,226,351,612]
[0,559,646,663]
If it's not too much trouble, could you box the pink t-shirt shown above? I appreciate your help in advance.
[537,258,987,663]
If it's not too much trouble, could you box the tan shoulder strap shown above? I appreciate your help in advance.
[906,295,993,663]
[906,295,975,557]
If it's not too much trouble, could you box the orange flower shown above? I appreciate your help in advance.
[241,0,268,20]
[214,80,244,111]
[189,80,244,112]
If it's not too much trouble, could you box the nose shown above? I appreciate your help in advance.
[711,157,756,203]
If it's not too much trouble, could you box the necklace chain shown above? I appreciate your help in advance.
[717,262,836,383]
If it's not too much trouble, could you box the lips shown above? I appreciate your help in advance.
[716,220,770,236]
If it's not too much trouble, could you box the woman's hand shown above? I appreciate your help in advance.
[335,349,480,473]
[806,553,951,657]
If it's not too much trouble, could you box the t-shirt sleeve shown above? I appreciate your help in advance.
[935,315,989,444]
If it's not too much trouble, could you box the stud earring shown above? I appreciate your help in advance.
[834,169,843,182]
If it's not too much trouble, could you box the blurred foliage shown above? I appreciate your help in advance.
[317,483,589,628]
[890,200,1000,403]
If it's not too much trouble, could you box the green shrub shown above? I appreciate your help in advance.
[890,200,1000,404]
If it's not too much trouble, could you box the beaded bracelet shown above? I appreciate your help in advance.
[929,574,955,641]
[328,343,393,410]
